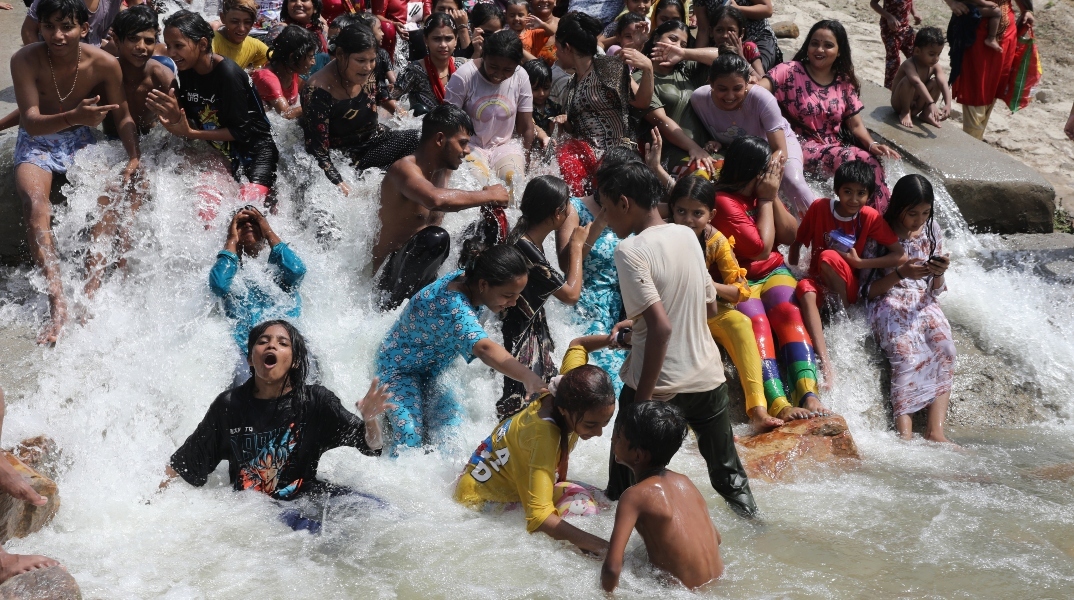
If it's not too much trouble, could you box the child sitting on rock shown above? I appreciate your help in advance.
[790,160,905,384]
[602,401,724,591]
[889,27,952,129]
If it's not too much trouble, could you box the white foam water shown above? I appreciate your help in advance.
[0,120,1072,598]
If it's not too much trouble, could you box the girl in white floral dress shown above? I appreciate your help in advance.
[864,174,956,443]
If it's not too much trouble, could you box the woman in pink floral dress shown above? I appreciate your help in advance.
[864,174,956,443]
[760,20,900,213]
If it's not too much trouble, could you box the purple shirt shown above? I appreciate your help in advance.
[445,60,533,150]
[690,84,799,150]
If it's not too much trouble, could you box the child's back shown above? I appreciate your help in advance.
[621,469,723,588]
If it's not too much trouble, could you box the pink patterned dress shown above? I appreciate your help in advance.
[865,223,955,417]
[766,61,891,212]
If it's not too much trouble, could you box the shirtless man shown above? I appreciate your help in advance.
[372,103,509,311]
[0,387,61,583]
[602,402,724,592]
[11,0,140,344]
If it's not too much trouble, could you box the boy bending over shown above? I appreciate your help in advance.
[602,401,723,591]
[890,27,952,129]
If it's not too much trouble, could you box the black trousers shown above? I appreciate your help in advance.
[375,226,450,311]
[606,384,758,518]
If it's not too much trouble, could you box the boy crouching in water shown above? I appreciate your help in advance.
[602,402,723,591]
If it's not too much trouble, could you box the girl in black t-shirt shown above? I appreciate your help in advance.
[165,320,393,501]
[146,10,280,209]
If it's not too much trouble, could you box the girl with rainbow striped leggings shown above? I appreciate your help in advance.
[711,137,833,421]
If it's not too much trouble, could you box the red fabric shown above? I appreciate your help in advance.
[794,198,898,278]
[380,20,398,58]
[998,25,1041,112]
[556,138,600,197]
[711,191,785,280]
[424,55,456,103]
[372,0,408,22]
[251,68,300,106]
[795,249,859,307]
[951,3,1018,107]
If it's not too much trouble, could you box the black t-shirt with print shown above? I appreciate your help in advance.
[169,383,378,500]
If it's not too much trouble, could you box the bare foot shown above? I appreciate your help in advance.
[925,430,962,449]
[747,407,784,431]
[898,111,914,128]
[984,36,1002,52]
[801,393,833,416]
[0,462,46,507]
[898,431,914,441]
[0,550,59,583]
[776,406,814,421]
[37,299,67,346]
[919,108,943,128]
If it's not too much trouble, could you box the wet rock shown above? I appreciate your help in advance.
[9,437,61,482]
[0,566,81,600]
[0,452,60,545]
[734,416,861,482]
[772,21,799,38]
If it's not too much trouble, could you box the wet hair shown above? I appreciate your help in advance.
[550,364,615,481]
[483,29,524,63]
[667,175,715,211]
[914,26,945,48]
[462,243,529,287]
[707,4,746,34]
[111,5,159,41]
[284,0,322,25]
[794,20,859,92]
[834,160,877,197]
[653,0,686,22]
[885,174,937,255]
[556,11,602,57]
[268,25,317,70]
[643,19,690,57]
[163,10,214,47]
[618,401,687,469]
[221,0,258,19]
[615,11,647,36]
[245,319,311,395]
[601,145,643,168]
[334,23,377,55]
[522,58,552,88]
[423,12,458,37]
[507,175,571,244]
[420,102,475,143]
[715,136,772,193]
[595,159,665,210]
[708,52,752,83]
[37,0,89,25]
[471,2,505,28]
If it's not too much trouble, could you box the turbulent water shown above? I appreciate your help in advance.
[0,117,1073,599]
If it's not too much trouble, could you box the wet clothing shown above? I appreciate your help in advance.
[376,270,490,453]
[13,126,95,174]
[690,84,815,215]
[375,226,451,311]
[169,383,379,500]
[252,68,301,107]
[634,62,710,175]
[454,346,587,532]
[209,242,306,349]
[393,57,468,115]
[300,82,420,186]
[446,61,533,150]
[176,56,279,190]
[606,384,757,516]
[563,54,633,150]
[497,237,566,418]
[28,0,121,46]
[766,61,890,212]
[212,31,269,70]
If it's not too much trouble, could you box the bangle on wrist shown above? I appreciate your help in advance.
[868,141,879,149]
[894,266,904,279]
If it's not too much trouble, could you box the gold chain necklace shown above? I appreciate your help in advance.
[47,42,81,103]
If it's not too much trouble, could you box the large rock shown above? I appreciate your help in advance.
[9,437,61,482]
[0,566,81,600]
[0,452,60,545]
[735,416,860,482]
[858,81,1055,234]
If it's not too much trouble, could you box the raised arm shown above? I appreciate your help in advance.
[552,220,591,304]
[620,48,654,110]
[472,338,546,395]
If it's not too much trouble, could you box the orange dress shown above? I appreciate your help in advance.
[521,28,556,65]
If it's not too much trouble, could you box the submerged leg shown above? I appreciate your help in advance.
[15,163,66,345]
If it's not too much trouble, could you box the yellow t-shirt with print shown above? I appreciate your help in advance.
[212,31,268,70]
[453,346,589,533]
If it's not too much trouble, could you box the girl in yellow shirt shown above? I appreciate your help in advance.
[454,336,617,555]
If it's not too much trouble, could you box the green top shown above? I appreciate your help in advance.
[634,61,710,169]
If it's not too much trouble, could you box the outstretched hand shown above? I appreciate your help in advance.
[651,40,685,68]
[70,95,120,127]
[147,88,191,135]
[357,377,396,422]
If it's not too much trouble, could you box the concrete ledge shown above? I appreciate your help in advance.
[859,80,1055,233]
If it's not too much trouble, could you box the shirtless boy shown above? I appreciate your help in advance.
[11,0,140,344]
[890,27,952,129]
[372,103,509,310]
[107,6,175,134]
[602,401,724,592]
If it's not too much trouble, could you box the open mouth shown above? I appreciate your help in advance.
[263,352,278,369]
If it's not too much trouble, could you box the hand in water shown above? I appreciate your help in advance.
[483,184,510,206]
[869,142,901,159]
[338,182,351,196]
[70,95,120,127]
[121,158,141,188]
[357,377,396,421]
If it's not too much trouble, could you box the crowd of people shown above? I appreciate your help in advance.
[2,0,1046,588]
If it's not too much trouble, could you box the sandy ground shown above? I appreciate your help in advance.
[770,0,1074,218]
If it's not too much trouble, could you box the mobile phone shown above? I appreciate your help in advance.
[928,255,945,264]
[615,327,632,346]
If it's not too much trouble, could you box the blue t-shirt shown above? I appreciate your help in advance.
[209,242,306,348]
[376,270,489,377]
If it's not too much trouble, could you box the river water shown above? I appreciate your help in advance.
[0,116,1072,599]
